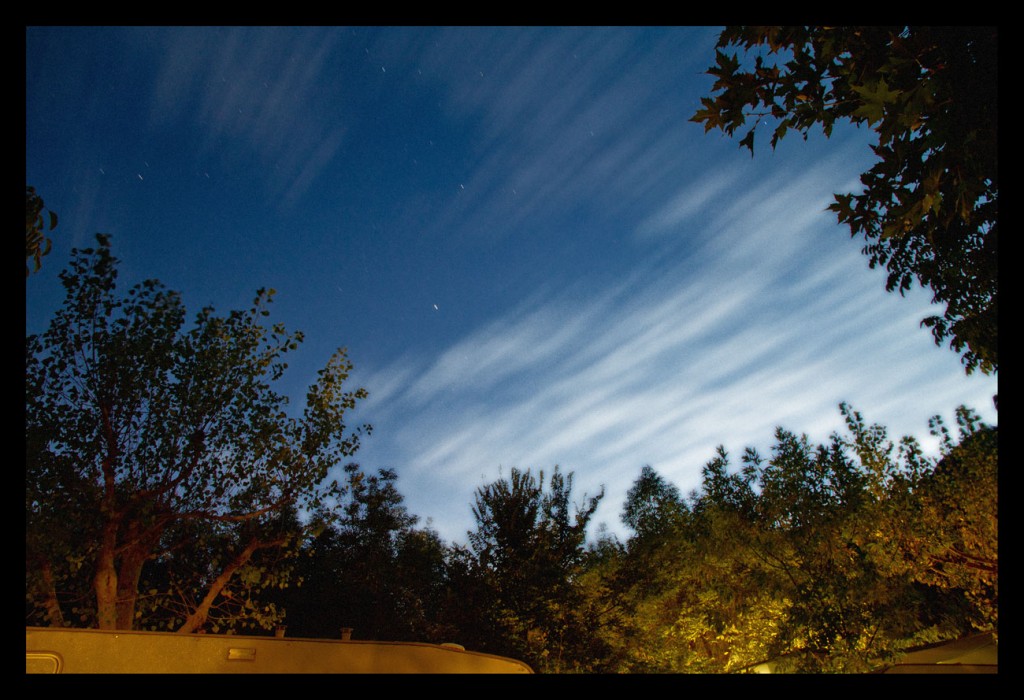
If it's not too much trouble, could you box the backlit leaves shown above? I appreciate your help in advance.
[691,26,998,374]
[26,185,57,277]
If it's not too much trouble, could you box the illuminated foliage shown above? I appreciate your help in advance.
[26,185,57,277]
[583,405,996,673]
[134,507,303,633]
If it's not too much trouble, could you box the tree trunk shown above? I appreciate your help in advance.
[94,524,119,630]
[95,404,122,629]
[115,544,152,630]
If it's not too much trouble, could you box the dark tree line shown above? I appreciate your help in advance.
[34,401,993,673]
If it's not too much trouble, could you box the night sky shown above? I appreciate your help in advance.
[26,26,998,544]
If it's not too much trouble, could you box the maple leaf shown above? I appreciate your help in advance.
[851,78,903,126]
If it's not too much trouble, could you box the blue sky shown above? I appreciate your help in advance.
[26,26,998,545]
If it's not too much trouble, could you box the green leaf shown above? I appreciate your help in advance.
[852,101,885,127]
[860,79,903,105]
[851,79,903,127]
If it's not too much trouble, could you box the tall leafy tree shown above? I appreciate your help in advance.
[465,467,602,671]
[621,465,688,543]
[591,465,693,669]
[390,525,452,641]
[336,464,417,639]
[858,406,998,633]
[26,236,369,632]
[692,27,997,374]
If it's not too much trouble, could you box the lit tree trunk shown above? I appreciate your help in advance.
[95,403,122,630]
[115,545,152,630]
[94,522,120,630]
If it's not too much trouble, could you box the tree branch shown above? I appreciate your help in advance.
[175,534,289,634]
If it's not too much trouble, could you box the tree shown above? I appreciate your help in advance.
[591,404,997,673]
[26,185,57,276]
[692,27,997,374]
[621,465,688,543]
[26,236,369,632]
[859,406,998,632]
[276,464,448,642]
[923,415,997,625]
[390,525,452,641]
[465,467,603,671]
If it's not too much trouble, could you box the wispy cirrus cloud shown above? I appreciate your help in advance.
[351,145,997,543]
[635,168,745,239]
[410,28,721,246]
[146,27,349,208]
